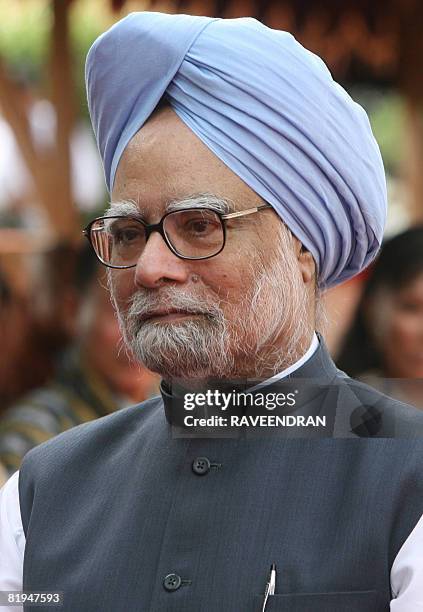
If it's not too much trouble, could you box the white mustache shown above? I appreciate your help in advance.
[125,287,223,322]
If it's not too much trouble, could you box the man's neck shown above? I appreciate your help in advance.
[163,330,318,388]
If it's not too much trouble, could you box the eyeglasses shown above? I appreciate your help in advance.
[83,204,273,269]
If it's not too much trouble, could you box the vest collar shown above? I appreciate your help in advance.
[160,332,339,425]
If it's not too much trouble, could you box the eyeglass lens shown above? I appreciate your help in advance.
[90,209,225,266]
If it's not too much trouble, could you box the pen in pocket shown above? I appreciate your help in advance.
[261,563,276,612]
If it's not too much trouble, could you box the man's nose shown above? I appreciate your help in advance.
[134,231,191,288]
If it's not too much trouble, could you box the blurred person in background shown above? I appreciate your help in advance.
[337,226,423,408]
[27,242,80,368]
[0,243,81,419]
[0,268,33,411]
[0,243,159,481]
[0,269,27,484]
[0,269,21,406]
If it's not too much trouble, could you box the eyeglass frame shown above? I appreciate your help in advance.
[82,203,273,269]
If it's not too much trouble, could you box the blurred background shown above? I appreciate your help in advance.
[0,0,422,479]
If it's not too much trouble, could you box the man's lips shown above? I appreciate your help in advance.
[140,310,202,323]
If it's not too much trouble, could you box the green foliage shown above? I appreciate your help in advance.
[0,1,51,83]
[351,87,404,175]
[369,95,404,175]
[0,0,112,114]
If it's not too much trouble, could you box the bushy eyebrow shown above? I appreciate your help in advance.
[105,193,236,218]
[104,200,141,217]
[166,193,235,214]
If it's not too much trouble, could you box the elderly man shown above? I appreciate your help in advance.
[1,12,423,612]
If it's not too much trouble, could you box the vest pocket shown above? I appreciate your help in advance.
[253,590,378,611]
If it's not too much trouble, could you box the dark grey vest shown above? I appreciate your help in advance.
[19,334,423,611]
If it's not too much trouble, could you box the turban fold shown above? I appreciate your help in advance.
[86,12,387,289]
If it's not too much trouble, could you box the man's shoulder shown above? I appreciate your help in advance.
[20,395,164,474]
[335,369,423,437]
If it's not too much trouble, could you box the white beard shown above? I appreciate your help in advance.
[110,228,311,380]
[116,286,234,379]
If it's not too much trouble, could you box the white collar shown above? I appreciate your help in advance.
[248,331,319,392]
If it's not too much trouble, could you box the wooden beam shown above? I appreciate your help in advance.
[397,1,423,223]
[47,0,79,240]
[0,1,80,243]
[0,64,42,195]
[402,99,423,223]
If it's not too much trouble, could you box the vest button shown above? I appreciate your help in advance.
[163,573,182,591]
[192,456,211,475]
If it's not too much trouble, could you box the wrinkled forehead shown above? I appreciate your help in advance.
[112,106,264,218]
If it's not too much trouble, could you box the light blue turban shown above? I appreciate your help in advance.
[86,12,387,289]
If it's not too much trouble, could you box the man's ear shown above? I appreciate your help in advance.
[294,238,315,284]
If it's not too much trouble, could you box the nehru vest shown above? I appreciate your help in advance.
[19,335,423,611]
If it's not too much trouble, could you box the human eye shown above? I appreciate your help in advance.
[180,211,221,237]
[187,218,215,234]
[397,300,422,314]
[110,219,143,245]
